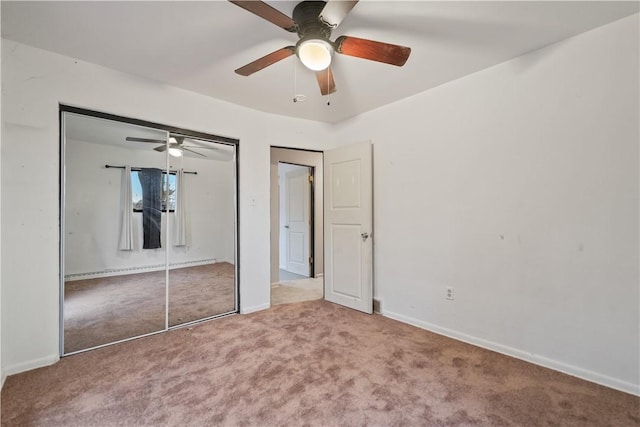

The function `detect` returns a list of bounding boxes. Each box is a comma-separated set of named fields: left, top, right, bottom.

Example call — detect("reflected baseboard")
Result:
left=65, top=258, right=220, bottom=281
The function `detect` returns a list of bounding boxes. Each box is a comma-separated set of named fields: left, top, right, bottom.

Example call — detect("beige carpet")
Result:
left=271, top=277, right=323, bottom=305
left=64, top=263, right=235, bottom=353
left=3, top=300, right=638, bottom=426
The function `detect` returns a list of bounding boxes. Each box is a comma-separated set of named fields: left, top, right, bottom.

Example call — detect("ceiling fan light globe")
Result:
left=168, top=147, right=183, bottom=157
left=298, top=39, right=333, bottom=71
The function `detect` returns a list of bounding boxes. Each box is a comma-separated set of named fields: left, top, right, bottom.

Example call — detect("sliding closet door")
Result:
left=168, top=139, right=237, bottom=327
left=62, top=113, right=169, bottom=354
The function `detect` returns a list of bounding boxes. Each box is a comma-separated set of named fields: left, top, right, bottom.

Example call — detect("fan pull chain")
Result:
left=327, top=68, right=331, bottom=106
left=293, top=59, right=297, bottom=102
left=292, top=60, right=306, bottom=103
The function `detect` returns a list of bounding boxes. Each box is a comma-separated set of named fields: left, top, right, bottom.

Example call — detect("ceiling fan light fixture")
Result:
left=168, top=147, right=183, bottom=157
left=297, top=38, right=333, bottom=71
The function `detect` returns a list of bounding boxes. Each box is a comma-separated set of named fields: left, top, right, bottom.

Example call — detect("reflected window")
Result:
left=132, top=171, right=176, bottom=212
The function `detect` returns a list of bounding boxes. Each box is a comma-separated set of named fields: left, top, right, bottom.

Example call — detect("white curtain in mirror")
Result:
left=173, top=169, right=187, bottom=247
left=118, top=165, right=134, bottom=250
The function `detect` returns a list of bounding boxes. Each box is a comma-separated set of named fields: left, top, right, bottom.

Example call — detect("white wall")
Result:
left=64, top=138, right=235, bottom=277
left=0, top=4, right=4, bottom=390
left=1, top=39, right=333, bottom=375
left=333, top=15, right=639, bottom=395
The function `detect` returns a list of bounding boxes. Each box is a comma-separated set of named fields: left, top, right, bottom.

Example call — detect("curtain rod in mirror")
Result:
left=105, top=164, right=197, bottom=175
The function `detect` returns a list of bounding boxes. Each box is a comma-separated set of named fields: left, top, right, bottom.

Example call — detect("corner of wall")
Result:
left=240, top=303, right=271, bottom=315
left=1, top=5, right=4, bottom=391
left=3, top=354, right=60, bottom=379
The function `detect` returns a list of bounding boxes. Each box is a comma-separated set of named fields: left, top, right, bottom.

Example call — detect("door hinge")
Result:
left=308, top=175, right=314, bottom=183
left=309, top=256, right=313, bottom=264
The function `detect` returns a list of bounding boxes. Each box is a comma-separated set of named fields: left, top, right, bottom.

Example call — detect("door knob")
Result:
left=361, top=232, right=370, bottom=241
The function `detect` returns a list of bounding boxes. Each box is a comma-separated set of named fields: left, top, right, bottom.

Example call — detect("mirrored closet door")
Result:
left=61, top=109, right=238, bottom=355
left=167, top=137, right=237, bottom=327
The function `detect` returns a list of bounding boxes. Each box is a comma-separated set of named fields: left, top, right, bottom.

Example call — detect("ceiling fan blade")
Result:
left=319, top=0, right=358, bottom=28
left=126, top=137, right=165, bottom=143
left=335, top=35, right=411, bottom=67
left=228, top=1, right=297, bottom=32
left=154, top=145, right=167, bottom=153
left=182, top=145, right=219, bottom=150
left=235, top=46, right=296, bottom=76
left=181, top=147, right=207, bottom=158
left=316, top=67, right=336, bottom=96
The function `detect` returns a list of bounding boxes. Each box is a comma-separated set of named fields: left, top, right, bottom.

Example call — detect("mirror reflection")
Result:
left=166, top=136, right=236, bottom=327
left=62, top=112, right=237, bottom=354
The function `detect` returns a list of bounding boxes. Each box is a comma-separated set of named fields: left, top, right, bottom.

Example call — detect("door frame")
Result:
left=270, top=147, right=324, bottom=285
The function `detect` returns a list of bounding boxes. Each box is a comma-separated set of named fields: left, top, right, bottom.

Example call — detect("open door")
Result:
left=324, top=141, right=373, bottom=313
left=284, top=166, right=311, bottom=277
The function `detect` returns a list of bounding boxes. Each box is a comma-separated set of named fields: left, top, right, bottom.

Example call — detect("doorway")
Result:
left=270, top=148, right=324, bottom=306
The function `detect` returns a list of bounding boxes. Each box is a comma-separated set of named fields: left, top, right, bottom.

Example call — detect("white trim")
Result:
left=1, top=372, right=6, bottom=389
left=64, top=258, right=218, bottom=281
left=315, top=273, right=324, bottom=279
left=373, top=298, right=382, bottom=314
left=3, top=354, right=60, bottom=376
left=240, top=303, right=270, bottom=315
left=381, top=309, right=640, bottom=397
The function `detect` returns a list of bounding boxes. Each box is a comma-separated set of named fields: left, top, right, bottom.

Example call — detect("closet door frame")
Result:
left=59, top=105, right=240, bottom=356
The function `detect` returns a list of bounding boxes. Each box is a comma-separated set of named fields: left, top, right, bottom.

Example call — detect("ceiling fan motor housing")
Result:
left=293, top=1, right=333, bottom=41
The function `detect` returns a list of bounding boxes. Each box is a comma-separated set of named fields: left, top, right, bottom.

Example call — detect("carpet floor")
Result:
left=2, top=300, right=638, bottom=426
left=64, top=263, right=235, bottom=353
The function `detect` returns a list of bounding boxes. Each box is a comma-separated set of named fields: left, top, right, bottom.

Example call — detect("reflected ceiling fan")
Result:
left=125, top=135, right=218, bottom=158
left=230, top=0, right=411, bottom=95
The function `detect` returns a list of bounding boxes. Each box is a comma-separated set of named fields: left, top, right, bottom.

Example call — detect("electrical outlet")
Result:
left=446, top=287, right=454, bottom=300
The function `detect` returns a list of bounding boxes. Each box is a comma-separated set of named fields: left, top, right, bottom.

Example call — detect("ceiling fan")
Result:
left=125, top=135, right=218, bottom=158
left=229, top=0, right=411, bottom=95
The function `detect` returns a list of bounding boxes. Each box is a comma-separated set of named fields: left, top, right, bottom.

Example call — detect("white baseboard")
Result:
left=381, top=309, right=640, bottom=397
left=240, top=303, right=270, bottom=315
left=65, top=259, right=218, bottom=281
left=1, top=372, right=6, bottom=389
left=3, top=354, right=60, bottom=377
left=315, top=273, right=324, bottom=278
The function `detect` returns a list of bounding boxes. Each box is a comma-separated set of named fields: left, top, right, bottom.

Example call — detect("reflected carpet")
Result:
left=64, top=262, right=235, bottom=353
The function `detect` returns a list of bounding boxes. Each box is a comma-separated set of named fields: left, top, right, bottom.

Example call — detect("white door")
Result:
left=324, top=141, right=372, bottom=313
left=285, top=167, right=311, bottom=276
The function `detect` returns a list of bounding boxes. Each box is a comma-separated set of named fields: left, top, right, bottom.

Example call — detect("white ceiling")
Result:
left=64, top=112, right=235, bottom=161
left=2, top=1, right=638, bottom=124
